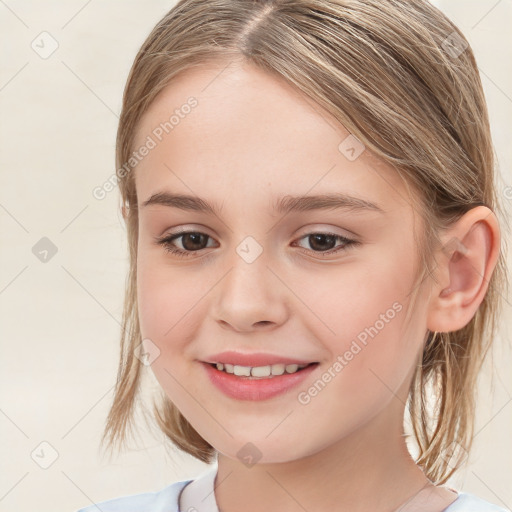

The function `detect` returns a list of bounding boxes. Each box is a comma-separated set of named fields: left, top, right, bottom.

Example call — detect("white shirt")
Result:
left=75, top=461, right=510, bottom=512
left=179, top=463, right=219, bottom=512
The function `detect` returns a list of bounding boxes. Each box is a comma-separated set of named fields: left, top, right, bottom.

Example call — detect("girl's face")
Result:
left=133, top=59, right=433, bottom=463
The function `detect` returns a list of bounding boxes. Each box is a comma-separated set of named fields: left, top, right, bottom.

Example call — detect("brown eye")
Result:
left=156, top=231, right=216, bottom=258
left=294, top=232, right=358, bottom=255
left=177, top=233, right=210, bottom=251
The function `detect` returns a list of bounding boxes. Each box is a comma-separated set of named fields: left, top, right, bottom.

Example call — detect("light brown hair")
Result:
left=101, top=0, right=508, bottom=484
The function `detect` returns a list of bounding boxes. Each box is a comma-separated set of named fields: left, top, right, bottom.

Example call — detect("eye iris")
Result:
left=309, top=234, right=336, bottom=251
left=182, top=233, right=208, bottom=251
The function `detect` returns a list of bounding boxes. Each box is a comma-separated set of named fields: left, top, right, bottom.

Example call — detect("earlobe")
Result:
left=426, top=206, right=500, bottom=333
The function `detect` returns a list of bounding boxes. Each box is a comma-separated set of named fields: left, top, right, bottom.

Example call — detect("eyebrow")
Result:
left=140, top=191, right=385, bottom=215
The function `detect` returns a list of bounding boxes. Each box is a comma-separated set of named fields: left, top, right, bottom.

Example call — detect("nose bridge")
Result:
left=225, top=234, right=272, bottom=299
left=212, top=233, right=289, bottom=330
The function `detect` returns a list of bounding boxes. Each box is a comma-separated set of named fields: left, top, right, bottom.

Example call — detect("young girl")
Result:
left=77, top=0, right=510, bottom=511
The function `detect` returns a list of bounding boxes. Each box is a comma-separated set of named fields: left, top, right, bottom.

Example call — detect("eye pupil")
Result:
left=309, top=234, right=336, bottom=251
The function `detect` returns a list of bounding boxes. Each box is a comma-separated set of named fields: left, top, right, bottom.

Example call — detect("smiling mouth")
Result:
left=207, top=361, right=319, bottom=379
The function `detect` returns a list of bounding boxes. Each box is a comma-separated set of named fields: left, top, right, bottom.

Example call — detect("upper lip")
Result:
left=202, top=351, right=318, bottom=367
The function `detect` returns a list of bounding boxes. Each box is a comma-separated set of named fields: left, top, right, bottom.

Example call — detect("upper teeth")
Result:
left=215, top=363, right=308, bottom=377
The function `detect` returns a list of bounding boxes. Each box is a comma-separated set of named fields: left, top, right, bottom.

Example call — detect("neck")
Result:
left=215, top=398, right=430, bottom=512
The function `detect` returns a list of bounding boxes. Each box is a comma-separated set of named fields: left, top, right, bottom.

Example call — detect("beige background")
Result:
left=0, top=1, right=510, bottom=511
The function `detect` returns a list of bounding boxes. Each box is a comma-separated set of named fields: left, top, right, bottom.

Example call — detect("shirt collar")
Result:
left=179, top=459, right=219, bottom=512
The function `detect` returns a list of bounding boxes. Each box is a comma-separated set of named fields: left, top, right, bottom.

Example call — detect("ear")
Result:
left=426, top=205, right=501, bottom=333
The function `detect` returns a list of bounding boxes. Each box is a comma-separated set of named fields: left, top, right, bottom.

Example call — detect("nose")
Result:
left=211, top=250, right=290, bottom=333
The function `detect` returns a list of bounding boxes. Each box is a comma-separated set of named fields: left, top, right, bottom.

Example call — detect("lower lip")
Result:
left=201, top=362, right=319, bottom=401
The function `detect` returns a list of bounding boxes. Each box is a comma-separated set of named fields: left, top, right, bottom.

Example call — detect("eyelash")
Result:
left=155, top=230, right=359, bottom=259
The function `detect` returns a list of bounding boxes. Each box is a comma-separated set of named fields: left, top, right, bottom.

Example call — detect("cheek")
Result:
left=136, top=261, right=207, bottom=408
left=294, top=244, right=415, bottom=347
left=291, top=281, right=420, bottom=452
left=136, top=259, right=202, bottom=352
left=294, top=243, right=421, bottom=396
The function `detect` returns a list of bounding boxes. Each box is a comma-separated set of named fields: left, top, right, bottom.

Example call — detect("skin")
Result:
left=130, top=58, right=500, bottom=512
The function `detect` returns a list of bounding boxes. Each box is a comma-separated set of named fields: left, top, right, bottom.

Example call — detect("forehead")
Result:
left=132, top=59, right=414, bottom=216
